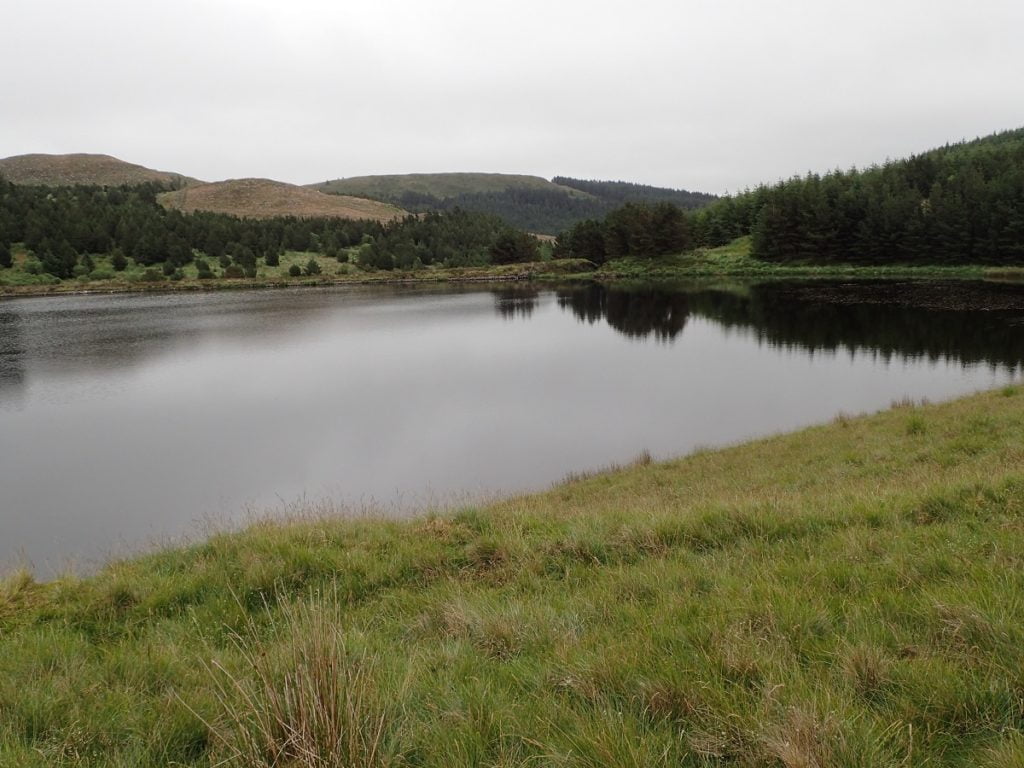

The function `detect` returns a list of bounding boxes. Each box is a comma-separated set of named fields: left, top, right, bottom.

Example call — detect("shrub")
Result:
left=305, top=258, right=322, bottom=276
left=288, top=264, right=302, bottom=277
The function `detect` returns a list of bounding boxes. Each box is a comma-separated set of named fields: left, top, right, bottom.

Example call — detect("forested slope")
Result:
left=702, top=128, right=1024, bottom=265
left=313, top=173, right=716, bottom=235
left=555, top=128, right=1024, bottom=266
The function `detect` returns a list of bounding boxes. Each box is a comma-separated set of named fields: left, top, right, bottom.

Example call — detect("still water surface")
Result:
left=1, top=281, right=1021, bottom=572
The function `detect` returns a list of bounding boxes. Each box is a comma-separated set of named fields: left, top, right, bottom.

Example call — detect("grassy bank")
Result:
left=3, top=387, right=1024, bottom=766
left=594, top=237, right=1024, bottom=281
left=5, top=238, right=1022, bottom=299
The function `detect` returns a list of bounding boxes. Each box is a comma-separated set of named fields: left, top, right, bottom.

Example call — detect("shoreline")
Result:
left=3, top=261, right=1022, bottom=300
left=2, top=385, right=1023, bottom=765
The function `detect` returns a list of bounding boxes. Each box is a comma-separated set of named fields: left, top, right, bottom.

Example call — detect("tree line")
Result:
left=554, top=128, right=1024, bottom=266
left=361, top=178, right=716, bottom=236
left=0, top=179, right=539, bottom=279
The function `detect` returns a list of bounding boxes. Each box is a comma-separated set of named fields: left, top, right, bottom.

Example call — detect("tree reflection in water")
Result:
left=552, top=281, right=1024, bottom=371
left=0, top=311, right=25, bottom=402
left=557, top=285, right=689, bottom=342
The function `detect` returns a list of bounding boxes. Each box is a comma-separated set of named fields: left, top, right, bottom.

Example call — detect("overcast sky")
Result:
left=3, top=0, right=1023, bottom=194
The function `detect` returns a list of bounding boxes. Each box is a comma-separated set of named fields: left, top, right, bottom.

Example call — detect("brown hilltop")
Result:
left=0, top=153, right=200, bottom=187
left=158, top=179, right=406, bottom=221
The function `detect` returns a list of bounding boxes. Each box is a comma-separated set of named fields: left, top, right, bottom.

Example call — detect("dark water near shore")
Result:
left=1, top=280, right=1022, bottom=573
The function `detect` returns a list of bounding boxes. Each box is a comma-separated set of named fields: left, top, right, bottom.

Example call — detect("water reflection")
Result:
left=551, top=281, right=1024, bottom=370
left=557, top=285, right=690, bottom=342
left=492, top=287, right=539, bottom=319
left=0, top=286, right=497, bottom=400
left=2, top=280, right=1021, bottom=573
left=0, top=310, right=25, bottom=402
left=691, top=282, right=1024, bottom=371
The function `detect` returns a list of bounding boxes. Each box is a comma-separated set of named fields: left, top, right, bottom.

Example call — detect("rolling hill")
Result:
left=309, top=172, right=717, bottom=234
left=308, top=172, right=590, bottom=200
left=158, top=178, right=406, bottom=221
left=0, top=153, right=200, bottom=188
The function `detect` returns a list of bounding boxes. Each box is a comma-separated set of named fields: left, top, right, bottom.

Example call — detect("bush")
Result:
left=265, top=250, right=280, bottom=267
left=288, top=264, right=302, bottom=277
left=305, top=258, right=322, bottom=276
left=140, top=268, right=164, bottom=282
left=0, top=243, right=11, bottom=269
left=111, top=249, right=128, bottom=271
left=223, top=264, right=245, bottom=279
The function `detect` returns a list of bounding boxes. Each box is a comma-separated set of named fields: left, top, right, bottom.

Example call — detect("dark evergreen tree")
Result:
left=489, top=230, right=539, bottom=264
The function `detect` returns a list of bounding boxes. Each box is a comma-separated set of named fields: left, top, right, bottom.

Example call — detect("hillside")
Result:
left=310, top=172, right=715, bottom=235
left=686, top=126, right=1024, bottom=265
left=308, top=172, right=590, bottom=200
left=0, top=153, right=199, bottom=188
left=158, top=178, right=406, bottom=221
left=2, top=388, right=1023, bottom=765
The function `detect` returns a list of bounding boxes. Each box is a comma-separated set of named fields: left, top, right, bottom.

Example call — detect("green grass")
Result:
left=594, top=237, right=1009, bottom=280
left=0, top=245, right=591, bottom=297
left=3, top=387, right=1024, bottom=766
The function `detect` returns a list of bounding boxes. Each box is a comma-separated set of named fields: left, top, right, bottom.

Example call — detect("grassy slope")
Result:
left=0, top=153, right=200, bottom=187
left=157, top=179, right=405, bottom=222
left=309, top=173, right=593, bottom=200
left=3, top=388, right=1024, bottom=766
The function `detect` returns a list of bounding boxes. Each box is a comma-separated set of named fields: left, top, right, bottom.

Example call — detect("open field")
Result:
left=2, top=387, right=1023, bottom=766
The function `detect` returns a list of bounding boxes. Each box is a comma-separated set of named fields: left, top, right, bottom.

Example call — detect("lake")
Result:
left=1, top=280, right=1021, bottom=573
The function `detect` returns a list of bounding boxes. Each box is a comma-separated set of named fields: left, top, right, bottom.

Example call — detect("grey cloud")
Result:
left=2, top=0, right=1023, bottom=193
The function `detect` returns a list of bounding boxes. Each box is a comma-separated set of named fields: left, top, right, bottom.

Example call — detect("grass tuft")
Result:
left=191, top=591, right=393, bottom=768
